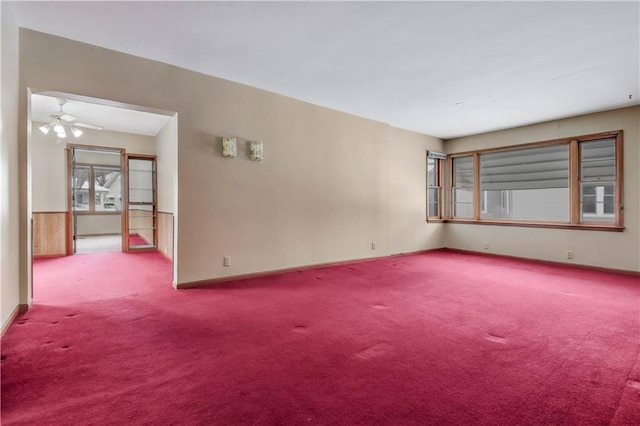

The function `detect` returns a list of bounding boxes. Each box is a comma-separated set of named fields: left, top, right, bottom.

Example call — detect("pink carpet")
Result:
left=2, top=250, right=639, bottom=424
left=128, top=233, right=149, bottom=247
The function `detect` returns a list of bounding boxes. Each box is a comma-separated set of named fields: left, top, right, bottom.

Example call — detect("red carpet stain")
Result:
left=486, top=334, right=507, bottom=344
left=356, top=343, right=393, bottom=360
left=61, top=345, right=70, bottom=350
left=66, top=314, right=76, bottom=317
left=0, top=355, right=6, bottom=362
left=314, top=277, right=322, bottom=280
left=626, top=380, right=640, bottom=389
left=294, top=326, right=307, bottom=332
left=372, top=304, right=388, bottom=310
left=49, top=321, right=59, bottom=325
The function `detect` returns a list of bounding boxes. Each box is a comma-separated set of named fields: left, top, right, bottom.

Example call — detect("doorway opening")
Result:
left=126, top=155, right=158, bottom=251
left=28, top=89, right=178, bottom=305
left=69, top=146, right=125, bottom=254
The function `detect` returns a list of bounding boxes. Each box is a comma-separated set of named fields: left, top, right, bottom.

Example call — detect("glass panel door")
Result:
left=126, top=156, right=157, bottom=250
left=70, top=152, right=90, bottom=253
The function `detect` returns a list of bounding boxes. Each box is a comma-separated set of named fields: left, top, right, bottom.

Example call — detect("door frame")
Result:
left=124, top=153, right=158, bottom=252
left=66, top=144, right=127, bottom=254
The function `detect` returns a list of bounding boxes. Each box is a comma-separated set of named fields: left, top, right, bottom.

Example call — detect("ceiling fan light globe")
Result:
left=71, top=127, right=83, bottom=138
left=39, top=124, right=52, bottom=134
left=53, top=124, right=64, bottom=133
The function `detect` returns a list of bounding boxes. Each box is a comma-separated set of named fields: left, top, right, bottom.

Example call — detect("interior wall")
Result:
left=18, top=30, right=445, bottom=287
left=389, top=127, right=445, bottom=253
left=31, top=123, right=155, bottom=212
left=76, top=215, right=121, bottom=236
left=155, top=115, right=177, bottom=271
left=444, top=106, right=640, bottom=272
left=156, top=114, right=177, bottom=213
left=1, top=2, right=21, bottom=330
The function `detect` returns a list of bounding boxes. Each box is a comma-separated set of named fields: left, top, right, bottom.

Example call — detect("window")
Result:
left=447, top=131, right=623, bottom=230
left=427, top=153, right=444, bottom=220
left=480, top=144, right=569, bottom=222
left=580, top=138, right=616, bottom=223
left=451, top=156, right=474, bottom=219
left=72, top=165, right=122, bottom=214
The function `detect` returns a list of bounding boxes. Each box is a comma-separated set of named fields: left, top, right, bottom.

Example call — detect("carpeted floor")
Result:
left=2, top=250, right=639, bottom=424
left=128, top=233, right=150, bottom=247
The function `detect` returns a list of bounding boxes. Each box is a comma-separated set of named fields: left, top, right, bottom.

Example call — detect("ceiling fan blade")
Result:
left=74, top=122, right=104, bottom=131
left=60, top=114, right=77, bottom=122
left=49, top=112, right=77, bottom=122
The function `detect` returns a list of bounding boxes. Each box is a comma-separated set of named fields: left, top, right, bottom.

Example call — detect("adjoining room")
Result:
left=28, top=92, right=177, bottom=303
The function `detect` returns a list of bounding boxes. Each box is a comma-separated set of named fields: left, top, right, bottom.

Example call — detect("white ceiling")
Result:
left=31, top=93, right=173, bottom=136
left=10, top=1, right=640, bottom=139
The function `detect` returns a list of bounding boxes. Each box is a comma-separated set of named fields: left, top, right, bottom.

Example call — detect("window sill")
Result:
left=73, top=211, right=122, bottom=216
left=426, top=218, right=445, bottom=223
left=445, top=219, right=624, bottom=232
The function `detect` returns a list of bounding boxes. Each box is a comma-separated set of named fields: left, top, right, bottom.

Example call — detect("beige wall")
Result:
left=31, top=123, right=155, bottom=212
left=17, top=30, right=445, bottom=289
left=8, top=28, right=635, bottom=315
left=1, top=2, right=21, bottom=330
left=390, top=127, right=445, bottom=253
left=444, top=106, right=640, bottom=272
left=156, top=114, right=177, bottom=214
left=76, top=215, right=121, bottom=236
left=155, top=116, right=177, bottom=282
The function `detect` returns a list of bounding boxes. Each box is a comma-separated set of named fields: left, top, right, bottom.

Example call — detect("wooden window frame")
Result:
left=427, top=155, right=444, bottom=222
left=66, top=144, right=127, bottom=255
left=71, top=163, right=123, bottom=216
left=449, top=154, right=477, bottom=220
left=446, top=130, right=624, bottom=232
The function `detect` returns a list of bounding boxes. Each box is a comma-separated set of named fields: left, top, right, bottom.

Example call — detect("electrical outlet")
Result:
left=567, top=250, right=574, bottom=259
left=223, top=256, right=231, bottom=267
left=483, top=242, right=489, bottom=250
left=371, top=241, right=376, bottom=250
left=163, top=246, right=167, bottom=253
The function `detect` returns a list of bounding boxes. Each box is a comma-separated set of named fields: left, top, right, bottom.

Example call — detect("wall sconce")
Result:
left=222, top=137, right=237, bottom=158
left=249, top=141, right=264, bottom=161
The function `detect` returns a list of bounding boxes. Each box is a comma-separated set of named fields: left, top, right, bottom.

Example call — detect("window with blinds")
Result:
left=480, top=144, right=569, bottom=222
left=446, top=131, right=622, bottom=230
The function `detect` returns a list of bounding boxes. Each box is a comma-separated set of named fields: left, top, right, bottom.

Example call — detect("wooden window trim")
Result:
left=444, top=219, right=623, bottom=232
left=472, top=153, right=480, bottom=220
left=445, top=130, right=624, bottom=231
left=70, top=163, right=123, bottom=215
left=427, top=156, right=444, bottom=221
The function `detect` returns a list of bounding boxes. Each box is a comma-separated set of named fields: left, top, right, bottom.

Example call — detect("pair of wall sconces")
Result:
left=222, top=137, right=263, bottom=161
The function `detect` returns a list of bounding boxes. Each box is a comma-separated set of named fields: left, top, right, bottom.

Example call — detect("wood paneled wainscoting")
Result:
left=157, top=212, right=174, bottom=261
left=33, top=212, right=69, bottom=257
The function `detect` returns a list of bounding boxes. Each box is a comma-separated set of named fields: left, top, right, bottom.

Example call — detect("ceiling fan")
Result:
left=38, top=99, right=103, bottom=142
